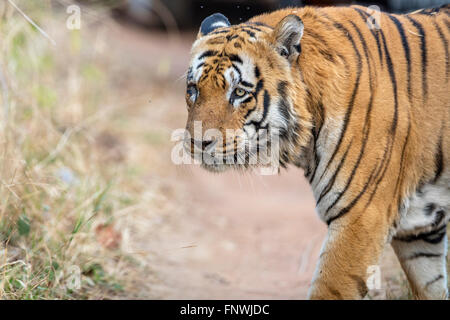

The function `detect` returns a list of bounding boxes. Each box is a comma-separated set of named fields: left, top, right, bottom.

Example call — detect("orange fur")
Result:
left=185, top=5, right=450, bottom=299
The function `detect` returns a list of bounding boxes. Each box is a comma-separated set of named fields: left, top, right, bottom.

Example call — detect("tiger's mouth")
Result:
left=188, top=143, right=278, bottom=173
left=182, top=129, right=281, bottom=173
left=199, top=151, right=253, bottom=171
left=200, top=160, right=258, bottom=173
left=200, top=155, right=280, bottom=175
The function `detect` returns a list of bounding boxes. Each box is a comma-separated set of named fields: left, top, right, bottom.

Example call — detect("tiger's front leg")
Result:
left=307, top=206, right=391, bottom=299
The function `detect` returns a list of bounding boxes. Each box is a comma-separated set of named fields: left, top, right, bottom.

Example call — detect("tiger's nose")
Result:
left=191, top=138, right=215, bottom=151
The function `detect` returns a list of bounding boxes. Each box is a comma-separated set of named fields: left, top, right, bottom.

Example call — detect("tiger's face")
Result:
left=184, top=13, right=306, bottom=172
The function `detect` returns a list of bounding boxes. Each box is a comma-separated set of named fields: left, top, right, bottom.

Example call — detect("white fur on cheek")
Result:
left=239, top=54, right=256, bottom=84
left=194, top=66, right=203, bottom=83
left=224, top=67, right=239, bottom=106
left=266, top=98, right=289, bottom=131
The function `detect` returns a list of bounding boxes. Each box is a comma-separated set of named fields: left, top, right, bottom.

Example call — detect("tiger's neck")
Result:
left=287, top=10, right=353, bottom=178
left=252, top=7, right=358, bottom=177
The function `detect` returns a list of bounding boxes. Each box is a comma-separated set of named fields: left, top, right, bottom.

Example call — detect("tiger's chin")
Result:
left=197, top=145, right=279, bottom=174
left=200, top=163, right=251, bottom=173
left=200, top=163, right=230, bottom=173
left=200, top=160, right=269, bottom=174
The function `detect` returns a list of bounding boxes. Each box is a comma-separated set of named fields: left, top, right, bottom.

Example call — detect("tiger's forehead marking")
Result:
left=189, top=48, right=257, bottom=90
left=191, top=23, right=272, bottom=53
left=188, top=23, right=270, bottom=88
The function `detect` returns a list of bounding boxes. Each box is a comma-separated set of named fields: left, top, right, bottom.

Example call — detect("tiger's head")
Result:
left=184, top=13, right=311, bottom=173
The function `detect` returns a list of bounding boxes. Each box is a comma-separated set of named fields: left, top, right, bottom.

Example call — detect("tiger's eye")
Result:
left=234, top=88, right=246, bottom=97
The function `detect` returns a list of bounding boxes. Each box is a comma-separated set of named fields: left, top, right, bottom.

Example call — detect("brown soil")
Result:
left=149, top=167, right=327, bottom=299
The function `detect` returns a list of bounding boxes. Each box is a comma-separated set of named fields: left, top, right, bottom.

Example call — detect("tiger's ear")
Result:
left=272, top=15, right=304, bottom=62
left=198, top=13, right=231, bottom=38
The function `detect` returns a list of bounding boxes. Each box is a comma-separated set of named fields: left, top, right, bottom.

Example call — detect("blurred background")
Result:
left=0, top=0, right=447, bottom=300
left=112, top=0, right=450, bottom=28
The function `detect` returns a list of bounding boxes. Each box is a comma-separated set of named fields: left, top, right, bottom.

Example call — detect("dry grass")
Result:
left=0, top=0, right=186, bottom=299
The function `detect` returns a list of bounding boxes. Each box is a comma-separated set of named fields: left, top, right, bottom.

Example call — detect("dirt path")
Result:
left=147, top=167, right=327, bottom=299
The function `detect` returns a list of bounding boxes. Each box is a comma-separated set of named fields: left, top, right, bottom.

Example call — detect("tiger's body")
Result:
left=184, top=5, right=450, bottom=299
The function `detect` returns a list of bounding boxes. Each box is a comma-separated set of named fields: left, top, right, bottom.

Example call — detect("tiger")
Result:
left=183, top=4, right=450, bottom=299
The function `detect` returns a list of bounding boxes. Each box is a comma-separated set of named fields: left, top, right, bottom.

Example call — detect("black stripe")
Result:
left=317, top=21, right=362, bottom=185
left=254, top=79, right=264, bottom=99
left=248, top=90, right=271, bottom=131
left=324, top=109, right=372, bottom=215
left=247, top=21, right=273, bottom=29
left=305, top=29, right=328, bottom=44
left=241, top=80, right=254, bottom=88
left=242, top=24, right=263, bottom=32
left=349, top=21, right=373, bottom=89
left=186, top=67, right=193, bottom=82
left=424, top=203, right=437, bottom=216
left=327, top=165, right=377, bottom=225
left=406, top=252, right=442, bottom=260
left=308, top=104, right=324, bottom=184
left=305, top=29, right=329, bottom=61
left=354, top=8, right=384, bottom=67
left=260, top=90, right=270, bottom=126
left=349, top=275, right=368, bottom=298
left=226, top=34, right=239, bottom=41
left=241, top=96, right=253, bottom=105
left=394, top=225, right=447, bottom=244
left=277, top=81, right=290, bottom=138
left=199, top=50, right=218, bottom=59
left=406, top=16, right=428, bottom=101
left=425, top=275, right=444, bottom=288
left=231, top=64, right=242, bottom=81
left=207, top=36, right=226, bottom=45
left=277, top=81, right=288, bottom=97
left=380, top=30, right=399, bottom=131
left=433, top=134, right=444, bottom=182
left=241, top=29, right=256, bottom=38
left=313, top=101, right=325, bottom=142
left=388, top=15, right=412, bottom=102
left=254, top=65, right=261, bottom=78
left=324, top=283, right=343, bottom=299
left=243, top=107, right=256, bottom=121
left=433, top=209, right=445, bottom=227
left=317, top=140, right=353, bottom=205
left=445, top=19, right=450, bottom=30
left=364, top=137, right=393, bottom=209
left=228, top=54, right=243, bottom=64
left=308, top=152, right=321, bottom=184
left=393, top=111, right=411, bottom=208
left=427, top=231, right=447, bottom=245
left=433, top=21, right=449, bottom=81
left=324, top=21, right=375, bottom=215
left=363, top=29, right=400, bottom=209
